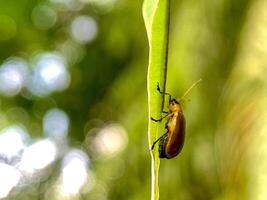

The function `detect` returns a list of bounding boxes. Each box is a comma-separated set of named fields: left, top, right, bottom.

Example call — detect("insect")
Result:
left=151, top=79, right=202, bottom=159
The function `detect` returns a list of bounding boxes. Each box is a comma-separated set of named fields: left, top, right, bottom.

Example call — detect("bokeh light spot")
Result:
left=0, top=58, right=29, bottom=97
left=79, top=0, right=118, bottom=8
left=60, top=149, right=89, bottom=195
left=50, top=0, right=84, bottom=11
left=92, top=124, right=128, bottom=158
left=0, top=15, right=17, bottom=41
left=43, top=108, right=69, bottom=139
left=70, top=16, right=98, bottom=44
left=32, top=4, right=57, bottom=30
left=57, top=39, right=85, bottom=64
left=28, top=52, right=70, bottom=96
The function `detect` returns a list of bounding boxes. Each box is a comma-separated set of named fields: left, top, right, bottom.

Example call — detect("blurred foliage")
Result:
left=1, top=0, right=267, bottom=200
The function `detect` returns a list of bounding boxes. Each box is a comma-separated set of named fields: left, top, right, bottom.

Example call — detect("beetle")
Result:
left=151, top=79, right=201, bottom=159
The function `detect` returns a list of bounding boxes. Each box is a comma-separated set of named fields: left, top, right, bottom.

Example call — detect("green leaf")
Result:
left=143, top=0, right=170, bottom=199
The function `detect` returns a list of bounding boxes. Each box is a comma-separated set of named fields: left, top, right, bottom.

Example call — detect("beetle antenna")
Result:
left=179, top=78, right=202, bottom=102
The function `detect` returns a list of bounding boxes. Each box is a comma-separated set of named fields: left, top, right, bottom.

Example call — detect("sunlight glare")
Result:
left=60, top=149, right=89, bottom=195
left=19, top=139, right=57, bottom=173
left=0, top=125, right=29, bottom=159
left=0, top=163, right=21, bottom=199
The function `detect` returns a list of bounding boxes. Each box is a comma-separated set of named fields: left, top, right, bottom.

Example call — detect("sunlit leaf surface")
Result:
left=143, top=0, right=170, bottom=199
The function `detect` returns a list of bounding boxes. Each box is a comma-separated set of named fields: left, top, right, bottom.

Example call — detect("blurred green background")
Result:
left=1, top=0, right=267, bottom=200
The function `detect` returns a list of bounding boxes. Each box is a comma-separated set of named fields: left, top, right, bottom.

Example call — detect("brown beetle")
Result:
left=151, top=79, right=201, bottom=159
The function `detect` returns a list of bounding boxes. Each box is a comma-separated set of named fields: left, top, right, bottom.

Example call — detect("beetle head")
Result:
left=169, top=98, right=179, bottom=104
left=169, top=99, right=181, bottom=112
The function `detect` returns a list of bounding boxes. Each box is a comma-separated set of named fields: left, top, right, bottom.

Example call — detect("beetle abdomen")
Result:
left=158, top=136, right=167, bottom=158
left=165, top=112, right=186, bottom=159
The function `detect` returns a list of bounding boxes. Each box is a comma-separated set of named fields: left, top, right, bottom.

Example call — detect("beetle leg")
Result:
left=151, top=132, right=167, bottom=150
left=162, top=111, right=168, bottom=114
left=150, top=117, right=162, bottom=122
left=151, top=113, right=170, bottom=122
left=156, top=83, right=172, bottom=101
